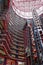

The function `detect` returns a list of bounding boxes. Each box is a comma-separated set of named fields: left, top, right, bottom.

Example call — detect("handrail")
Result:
left=10, top=42, right=24, bottom=48
left=0, top=32, right=25, bottom=60
left=10, top=46, right=24, bottom=52
left=0, top=22, right=25, bottom=61
left=0, top=45, right=25, bottom=60
left=0, top=33, right=25, bottom=56
left=5, top=31, right=24, bottom=47
left=12, top=38, right=24, bottom=44
left=11, top=36, right=24, bottom=42
left=0, top=47, right=6, bottom=55
left=8, top=25, right=24, bottom=35
left=8, top=29, right=24, bottom=38
left=6, top=31, right=24, bottom=46
left=10, top=33, right=24, bottom=41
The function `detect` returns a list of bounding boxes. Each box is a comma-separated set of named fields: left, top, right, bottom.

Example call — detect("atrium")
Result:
left=0, top=0, right=43, bottom=65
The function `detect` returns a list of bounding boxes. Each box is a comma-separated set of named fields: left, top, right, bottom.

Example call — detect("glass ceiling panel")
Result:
left=11, top=0, right=43, bottom=19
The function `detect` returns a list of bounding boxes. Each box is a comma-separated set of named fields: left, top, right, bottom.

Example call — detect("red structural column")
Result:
left=15, top=60, right=18, bottom=65
left=8, top=0, right=10, bottom=8
left=11, top=62, right=12, bottom=65
left=3, top=20, right=8, bottom=31
left=24, top=29, right=28, bottom=49
left=24, top=25, right=31, bottom=65
left=3, top=58, right=7, bottom=65
left=26, top=57, right=31, bottom=65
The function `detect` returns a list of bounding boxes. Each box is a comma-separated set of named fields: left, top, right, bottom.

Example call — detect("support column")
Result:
left=15, top=60, right=18, bottom=65
left=26, top=57, right=31, bottom=65
left=3, top=58, right=7, bottom=65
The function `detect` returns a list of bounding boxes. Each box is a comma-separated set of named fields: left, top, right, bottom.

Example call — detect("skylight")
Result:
left=11, top=0, right=43, bottom=19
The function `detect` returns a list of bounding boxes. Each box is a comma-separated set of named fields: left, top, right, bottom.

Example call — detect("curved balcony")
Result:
left=18, top=56, right=25, bottom=59
left=1, top=30, right=24, bottom=48
left=18, top=52, right=25, bottom=55
left=11, top=54, right=25, bottom=60
left=10, top=33, right=24, bottom=41
left=8, top=24, right=24, bottom=35
left=0, top=41, right=25, bottom=61
left=7, top=5, right=26, bottom=31
left=0, top=29, right=24, bottom=49
left=0, top=47, right=6, bottom=55
left=10, top=52, right=25, bottom=57
left=8, top=30, right=24, bottom=38
left=10, top=42, right=24, bottom=48
left=0, top=21, right=25, bottom=61
left=0, top=32, right=25, bottom=57
left=0, top=44, right=25, bottom=58
left=8, top=29, right=24, bottom=38
left=11, top=37, right=24, bottom=44
left=10, top=46, right=24, bottom=52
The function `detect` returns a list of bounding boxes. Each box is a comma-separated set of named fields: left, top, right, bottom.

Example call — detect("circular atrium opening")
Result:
left=12, top=0, right=43, bottom=19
